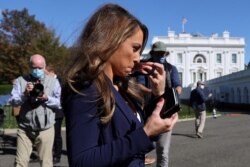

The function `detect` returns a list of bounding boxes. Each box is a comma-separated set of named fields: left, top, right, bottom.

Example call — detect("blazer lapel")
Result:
left=109, top=81, right=141, bottom=126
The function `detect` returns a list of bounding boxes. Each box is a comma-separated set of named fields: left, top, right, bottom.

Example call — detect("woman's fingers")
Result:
left=152, top=97, right=164, bottom=115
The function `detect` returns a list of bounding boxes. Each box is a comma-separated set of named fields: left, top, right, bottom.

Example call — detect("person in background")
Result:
left=9, top=79, right=22, bottom=122
left=209, top=96, right=218, bottom=119
left=9, top=54, right=61, bottom=167
left=45, top=65, right=64, bottom=165
left=62, top=4, right=178, bottom=167
left=190, top=81, right=212, bottom=138
left=143, top=41, right=182, bottom=167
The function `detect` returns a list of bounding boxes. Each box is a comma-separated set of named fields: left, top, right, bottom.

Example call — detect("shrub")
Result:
left=0, top=84, right=12, bottom=95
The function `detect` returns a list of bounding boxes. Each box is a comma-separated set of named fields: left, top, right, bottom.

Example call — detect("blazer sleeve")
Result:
left=65, top=85, right=153, bottom=167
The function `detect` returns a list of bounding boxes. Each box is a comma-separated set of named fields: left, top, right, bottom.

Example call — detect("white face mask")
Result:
left=200, top=85, right=205, bottom=89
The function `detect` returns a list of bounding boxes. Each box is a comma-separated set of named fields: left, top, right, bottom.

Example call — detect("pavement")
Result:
left=0, top=111, right=250, bottom=167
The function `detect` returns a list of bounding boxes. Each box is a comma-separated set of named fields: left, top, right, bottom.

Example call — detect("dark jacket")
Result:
left=64, top=79, right=154, bottom=167
left=190, top=87, right=209, bottom=112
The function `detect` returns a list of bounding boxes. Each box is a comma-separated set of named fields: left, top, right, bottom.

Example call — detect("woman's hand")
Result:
left=139, top=62, right=166, bottom=96
left=143, top=98, right=178, bottom=137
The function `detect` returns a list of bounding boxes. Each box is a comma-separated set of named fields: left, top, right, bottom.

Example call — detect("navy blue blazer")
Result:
left=65, top=79, right=154, bottom=167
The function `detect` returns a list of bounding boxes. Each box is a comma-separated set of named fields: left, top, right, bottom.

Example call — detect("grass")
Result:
left=179, top=103, right=215, bottom=119
left=1, top=103, right=214, bottom=129
left=179, top=104, right=196, bottom=119
left=0, top=83, right=213, bottom=128
left=2, top=105, right=18, bottom=128
left=1, top=105, right=65, bottom=129
left=0, top=84, right=12, bottom=95
left=0, top=84, right=16, bottom=128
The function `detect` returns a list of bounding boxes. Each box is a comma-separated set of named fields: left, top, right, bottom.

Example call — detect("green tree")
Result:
left=0, top=8, right=69, bottom=82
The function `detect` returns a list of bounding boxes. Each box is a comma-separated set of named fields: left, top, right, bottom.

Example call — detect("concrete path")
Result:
left=0, top=112, right=249, bottom=167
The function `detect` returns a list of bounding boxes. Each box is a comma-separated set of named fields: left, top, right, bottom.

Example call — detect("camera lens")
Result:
left=30, top=83, right=44, bottom=97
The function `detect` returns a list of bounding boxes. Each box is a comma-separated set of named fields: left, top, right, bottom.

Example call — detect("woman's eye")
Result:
left=133, top=46, right=140, bottom=52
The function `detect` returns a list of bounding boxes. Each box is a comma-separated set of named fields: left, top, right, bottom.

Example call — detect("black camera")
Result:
left=30, top=83, right=44, bottom=103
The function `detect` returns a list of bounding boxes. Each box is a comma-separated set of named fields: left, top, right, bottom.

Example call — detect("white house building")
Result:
left=142, top=30, right=246, bottom=89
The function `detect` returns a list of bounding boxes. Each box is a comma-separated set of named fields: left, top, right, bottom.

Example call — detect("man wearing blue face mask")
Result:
left=144, top=41, right=182, bottom=167
left=9, top=54, right=61, bottom=167
left=150, top=42, right=182, bottom=94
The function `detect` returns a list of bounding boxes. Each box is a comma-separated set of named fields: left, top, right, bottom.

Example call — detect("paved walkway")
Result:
left=1, top=111, right=249, bottom=167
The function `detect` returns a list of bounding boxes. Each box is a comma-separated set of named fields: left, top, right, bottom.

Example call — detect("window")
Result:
left=216, top=72, right=222, bottom=77
left=232, top=54, right=237, bottom=63
left=178, top=72, right=183, bottom=85
left=192, top=72, right=196, bottom=83
left=193, top=54, right=206, bottom=63
left=243, top=87, right=249, bottom=104
left=197, top=58, right=202, bottom=63
left=231, top=88, right=234, bottom=103
left=216, top=53, right=222, bottom=63
left=237, top=88, right=241, bottom=103
left=177, top=53, right=183, bottom=64
left=198, top=73, right=202, bottom=81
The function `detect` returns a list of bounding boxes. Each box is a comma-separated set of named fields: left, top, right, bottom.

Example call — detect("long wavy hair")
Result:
left=64, top=4, right=148, bottom=124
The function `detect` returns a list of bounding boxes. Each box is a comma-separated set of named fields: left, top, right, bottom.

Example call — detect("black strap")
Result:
left=164, top=62, right=172, bottom=88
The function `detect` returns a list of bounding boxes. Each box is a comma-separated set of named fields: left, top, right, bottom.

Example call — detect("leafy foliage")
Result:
left=0, top=8, right=69, bottom=82
left=0, top=84, right=12, bottom=94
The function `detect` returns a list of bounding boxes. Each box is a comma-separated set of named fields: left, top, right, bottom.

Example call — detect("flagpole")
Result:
left=181, top=17, right=187, bottom=33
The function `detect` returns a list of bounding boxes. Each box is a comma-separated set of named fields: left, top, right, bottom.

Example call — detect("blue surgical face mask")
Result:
left=152, top=55, right=166, bottom=64
left=31, top=68, right=44, bottom=79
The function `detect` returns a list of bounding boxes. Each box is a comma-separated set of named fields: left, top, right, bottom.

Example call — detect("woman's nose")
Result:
left=134, top=53, right=140, bottom=63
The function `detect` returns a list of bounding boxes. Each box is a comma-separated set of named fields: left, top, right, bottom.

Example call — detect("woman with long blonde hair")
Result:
left=63, top=4, right=178, bottom=167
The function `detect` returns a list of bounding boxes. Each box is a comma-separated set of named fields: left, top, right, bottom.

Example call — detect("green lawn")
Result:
left=2, top=105, right=18, bottom=128
left=0, top=84, right=12, bottom=95
left=179, top=104, right=196, bottom=119
left=1, top=84, right=214, bottom=129
left=1, top=104, right=211, bottom=129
